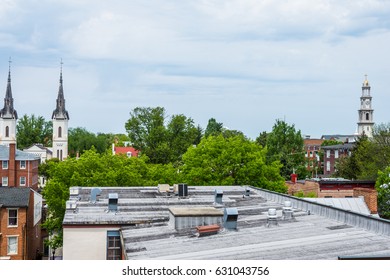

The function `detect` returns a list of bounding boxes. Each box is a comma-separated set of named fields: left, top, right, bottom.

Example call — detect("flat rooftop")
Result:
left=63, top=185, right=390, bottom=260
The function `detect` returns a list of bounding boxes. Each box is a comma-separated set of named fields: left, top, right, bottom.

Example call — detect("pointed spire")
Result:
left=0, top=58, right=18, bottom=119
left=52, top=59, right=69, bottom=120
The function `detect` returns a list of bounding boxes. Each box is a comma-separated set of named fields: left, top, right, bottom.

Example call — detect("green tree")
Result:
left=266, top=119, right=307, bottom=180
left=256, top=131, right=268, bottom=147
left=125, top=107, right=201, bottom=164
left=68, top=127, right=113, bottom=156
left=204, top=118, right=223, bottom=138
left=16, top=114, right=52, bottom=149
left=181, top=134, right=286, bottom=192
left=375, top=167, right=390, bottom=219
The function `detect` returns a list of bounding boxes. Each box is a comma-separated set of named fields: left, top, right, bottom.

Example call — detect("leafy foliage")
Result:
left=375, top=167, right=390, bottom=219
left=16, top=114, right=52, bottom=149
left=181, top=134, right=286, bottom=192
left=266, top=119, right=307, bottom=180
left=68, top=127, right=115, bottom=156
left=204, top=118, right=223, bottom=138
left=125, top=107, right=201, bottom=164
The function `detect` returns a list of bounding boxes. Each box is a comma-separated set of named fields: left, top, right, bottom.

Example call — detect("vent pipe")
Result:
left=90, top=188, right=102, bottom=203
left=282, top=201, right=294, bottom=220
left=266, top=208, right=278, bottom=227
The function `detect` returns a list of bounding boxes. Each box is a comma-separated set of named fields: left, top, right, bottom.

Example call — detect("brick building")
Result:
left=303, top=138, right=324, bottom=176
left=0, top=187, right=43, bottom=260
left=321, top=143, right=354, bottom=176
left=111, top=144, right=139, bottom=158
left=0, top=144, right=40, bottom=191
left=286, top=178, right=377, bottom=214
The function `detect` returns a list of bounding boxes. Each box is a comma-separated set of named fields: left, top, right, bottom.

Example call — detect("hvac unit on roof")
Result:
left=108, top=193, right=118, bottom=212
left=214, top=189, right=223, bottom=204
left=178, top=183, right=188, bottom=197
left=69, top=187, right=81, bottom=196
left=90, top=188, right=102, bottom=203
left=223, top=208, right=238, bottom=230
left=243, top=186, right=250, bottom=197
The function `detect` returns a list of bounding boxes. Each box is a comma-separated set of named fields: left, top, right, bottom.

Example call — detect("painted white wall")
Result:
left=63, top=227, right=120, bottom=260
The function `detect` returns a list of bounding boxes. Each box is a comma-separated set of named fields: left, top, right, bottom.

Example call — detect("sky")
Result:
left=0, top=0, right=389, bottom=140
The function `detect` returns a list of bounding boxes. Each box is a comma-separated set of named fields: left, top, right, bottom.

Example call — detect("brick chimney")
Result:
left=9, top=143, right=16, bottom=187
left=354, top=188, right=378, bottom=214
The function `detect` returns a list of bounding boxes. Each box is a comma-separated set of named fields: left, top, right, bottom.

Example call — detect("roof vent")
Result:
left=266, top=208, right=278, bottom=227
left=158, top=184, right=171, bottom=193
left=90, top=188, right=102, bottom=203
left=243, top=186, right=250, bottom=197
left=178, top=183, right=188, bottom=197
left=214, top=189, right=223, bottom=204
left=223, top=208, right=238, bottom=230
left=108, top=193, right=118, bottom=212
left=66, top=200, right=78, bottom=213
left=282, top=201, right=294, bottom=220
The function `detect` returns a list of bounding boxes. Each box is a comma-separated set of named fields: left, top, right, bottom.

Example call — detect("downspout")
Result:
left=22, top=223, right=26, bottom=260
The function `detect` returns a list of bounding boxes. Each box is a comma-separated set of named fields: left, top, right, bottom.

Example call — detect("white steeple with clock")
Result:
left=357, top=75, right=374, bottom=138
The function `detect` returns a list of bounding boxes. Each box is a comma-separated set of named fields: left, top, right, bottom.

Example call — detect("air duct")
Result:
left=223, top=208, right=238, bottom=230
left=108, top=193, right=118, bottom=212
left=214, top=189, right=223, bottom=204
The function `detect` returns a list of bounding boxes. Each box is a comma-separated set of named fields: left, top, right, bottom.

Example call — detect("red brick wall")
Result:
left=354, top=188, right=378, bottom=214
left=0, top=207, right=27, bottom=260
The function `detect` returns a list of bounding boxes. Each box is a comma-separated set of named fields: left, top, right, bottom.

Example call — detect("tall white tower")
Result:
left=0, top=62, right=18, bottom=146
left=357, top=75, right=374, bottom=138
left=52, top=63, right=69, bottom=160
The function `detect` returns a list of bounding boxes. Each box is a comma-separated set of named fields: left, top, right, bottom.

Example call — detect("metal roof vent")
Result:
left=66, top=200, right=78, bottom=213
left=243, top=186, right=250, bottom=197
left=223, top=208, right=238, bottom=230
left=282, top=201, right=294, bottom=220
left=178, top=183, right=188, bottom=197
left=108, top=193, right=118, bottom=212
left=214, top=189, right=223, bottom=204
left=90, top=188, right=102, bottom=203
left=266, top=208, right=278, bottom=227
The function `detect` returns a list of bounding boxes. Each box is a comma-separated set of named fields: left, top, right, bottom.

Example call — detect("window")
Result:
left=7, top=236, right=18, bottom=255
left=5, top=126, right=9, bottom=137
left=126, top=152, right=132, bottom=158
left=20, top=176, right=26, bottom=186
left=58, top=126, right=62, bottom=138
left=20, top=160, right=26, bottom=169
left=326, top=150, right=330, bottom=158
left=366, top=113, right=369, bottom=121
left=8, top=209, right=18, bottom=226
left=326, top=161, right=330, bottom=172
left=2, top=160, right=8, bottom=169
left=2, top=176, right=8, bottom=186
left=335, top=150, right=339, bottom=159
left=107, top=231, right=122, bottom=260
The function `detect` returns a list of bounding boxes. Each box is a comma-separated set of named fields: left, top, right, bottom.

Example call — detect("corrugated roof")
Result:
left=0, top=187, right=30, bottom=207
left=303, top=197, right=372, bottom=215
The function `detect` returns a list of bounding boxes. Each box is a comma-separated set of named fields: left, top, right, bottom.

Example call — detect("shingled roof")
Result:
left=0, top=187, right=30, bottom=207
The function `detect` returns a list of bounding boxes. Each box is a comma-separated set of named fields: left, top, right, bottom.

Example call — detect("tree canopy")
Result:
left=16, top=114, right=52, bottom=149
left=266, top=119, right=307, bottom=180
left=181, top=134, right=286, bottom=192
left=125, top=107, right=201, bottom=164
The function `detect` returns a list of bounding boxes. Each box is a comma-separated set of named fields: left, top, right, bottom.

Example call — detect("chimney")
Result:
left=290, top=174, right=297, bottom=183
left=9, top=143, right=16, bottom=187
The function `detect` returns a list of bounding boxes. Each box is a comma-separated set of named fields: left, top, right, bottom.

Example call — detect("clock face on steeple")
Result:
left=365, top=100, right=370, bottom=108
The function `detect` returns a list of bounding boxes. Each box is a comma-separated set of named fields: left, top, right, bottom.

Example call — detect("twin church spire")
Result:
left=0, top=60, right=69, bottom=160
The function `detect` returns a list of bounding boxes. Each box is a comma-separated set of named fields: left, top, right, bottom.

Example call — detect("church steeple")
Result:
left=52, top=61, right=69, bottom=120
left=357, top=75, right=374, bottom=137
left=52, top=60, right=69, bottom=161
left=0, top=59, right=18, bottom=120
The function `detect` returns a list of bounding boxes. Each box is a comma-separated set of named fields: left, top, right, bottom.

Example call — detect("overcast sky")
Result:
left=0, top=0, right=389, bottom=140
